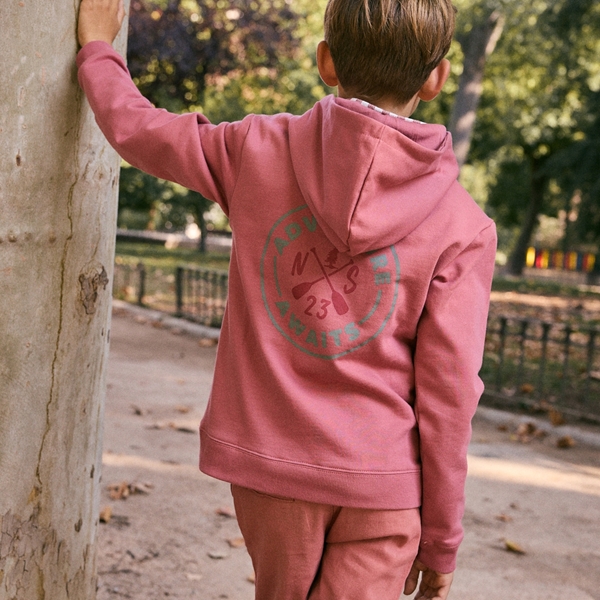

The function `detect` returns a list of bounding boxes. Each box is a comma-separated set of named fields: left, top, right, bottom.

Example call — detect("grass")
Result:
left=115, top=241, right=230, bottom=272
left=492, top=274, right=600, bottom=300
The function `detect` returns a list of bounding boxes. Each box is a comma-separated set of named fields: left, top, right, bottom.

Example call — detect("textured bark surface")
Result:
left=448, top=10, right=504, bottom=170
left=0, top=3, right=128, bottom=598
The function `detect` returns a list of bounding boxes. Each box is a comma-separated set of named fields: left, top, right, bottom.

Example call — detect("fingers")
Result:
left=403, top=560, right=424, bottom=596
left=78, top=0, right=126, bottom=47
left=403, top=560, right=454, bottom=600
left=414, top=569, right=454, bottom=600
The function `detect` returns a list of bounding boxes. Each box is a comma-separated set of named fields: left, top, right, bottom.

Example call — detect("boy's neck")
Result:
left=338, top=89, right=419, bottom=118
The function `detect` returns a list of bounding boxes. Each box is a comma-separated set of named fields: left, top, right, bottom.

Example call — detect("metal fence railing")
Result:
left=481, top=316, right=600, bottom=423
left=113, top=258, right=600, bottom=422
left=175, top=265, right=228, bottom=327
left=112, top=259, right=228, bottom=327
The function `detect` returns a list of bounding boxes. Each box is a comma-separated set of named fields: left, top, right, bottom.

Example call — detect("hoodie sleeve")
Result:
left=76, top=41, right=251, bottom=215
left=413, top=221, right=497, bottom=573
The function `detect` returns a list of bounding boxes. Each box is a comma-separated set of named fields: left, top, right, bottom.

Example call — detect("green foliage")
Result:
left=441, top=0, right=600, bottom=263
left=119, top=0, right=330, bottom=237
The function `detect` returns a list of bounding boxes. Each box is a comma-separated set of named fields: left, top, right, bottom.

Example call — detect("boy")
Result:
left=77, top=1, right=496, bottom=598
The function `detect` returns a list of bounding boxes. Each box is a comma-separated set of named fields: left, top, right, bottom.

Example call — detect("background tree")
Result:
left=0, top=3, right=128, bottom=598
left=121, top=0, right=324, bottom=250
left=468, top=0, right=600, bottom=274
left=447, top=1, right=505, bottom=169
left=118, top=0, right=328, bottom=245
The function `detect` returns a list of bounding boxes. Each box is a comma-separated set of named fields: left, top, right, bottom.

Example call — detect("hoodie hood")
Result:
left=288, top=96, right=459, bottom=256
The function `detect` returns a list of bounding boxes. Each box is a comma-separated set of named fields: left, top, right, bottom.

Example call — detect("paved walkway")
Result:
left=98, top=303, right=600, bottom=600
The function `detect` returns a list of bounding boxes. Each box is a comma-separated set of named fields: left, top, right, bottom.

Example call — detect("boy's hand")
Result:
left=78, top=0, right=126, bottom=47
left=403, top=559, right=454, bottom=600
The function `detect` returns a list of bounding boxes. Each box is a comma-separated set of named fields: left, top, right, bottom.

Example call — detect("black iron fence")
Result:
left=482, top=316, right=600, bottom=423
left=175, top=265, right=228, bottom=327
left=113, top=259, right=227, bottom=327
left=113, top=258, right=600, bottom=422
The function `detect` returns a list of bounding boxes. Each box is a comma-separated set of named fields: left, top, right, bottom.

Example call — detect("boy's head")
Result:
left=322, top=0, right=455, bottom=106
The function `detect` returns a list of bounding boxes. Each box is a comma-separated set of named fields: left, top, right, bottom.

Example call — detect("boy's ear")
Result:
left=418, top=59, right=451, bottom=102
left=317, top=40, right=339, bottom=88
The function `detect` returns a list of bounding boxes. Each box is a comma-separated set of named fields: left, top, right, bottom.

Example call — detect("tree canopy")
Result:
left=120, top=0, right=600, bottom=267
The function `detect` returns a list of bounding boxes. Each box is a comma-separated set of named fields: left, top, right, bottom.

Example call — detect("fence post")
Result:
left=175, top=266, right=184, bottom=318
left=495, top=317, right=507, bottom=391
left=136, top=262, right=146, bottom=306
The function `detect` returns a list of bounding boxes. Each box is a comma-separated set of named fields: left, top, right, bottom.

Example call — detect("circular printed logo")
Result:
left=260, top=205, right=400, bottom=359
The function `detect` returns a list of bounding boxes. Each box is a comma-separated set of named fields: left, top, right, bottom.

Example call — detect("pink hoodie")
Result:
left=78, top=41, right=496, bottom=573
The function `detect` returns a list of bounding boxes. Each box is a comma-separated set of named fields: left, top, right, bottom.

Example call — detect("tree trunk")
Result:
left=0, top=4, right=128, bottom=599
left=506, top=159, right=548, bottom=276
left=448, top=9, right=504, bottom=169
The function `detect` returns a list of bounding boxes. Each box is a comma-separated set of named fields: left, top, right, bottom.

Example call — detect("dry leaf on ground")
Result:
left=215, top=506, right=236, bottom=518
left=227, top=537, right=245, bottom=548
left=495, top=513, right=513, bottom=522
left=549, top=408, right=566, bottom=426
left=557, top=435, right=576, bottom=448
left=504, top=539, right=526, bottom=554
left=99, top=506, right=113, bottom=523
left=108, top=481, right=153, bottom=500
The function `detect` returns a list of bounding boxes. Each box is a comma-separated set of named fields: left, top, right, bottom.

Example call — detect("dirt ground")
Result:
left=97, top=308, right=600, bottom=600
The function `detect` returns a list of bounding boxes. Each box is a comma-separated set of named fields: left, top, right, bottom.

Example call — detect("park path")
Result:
left=97, top=305, right=600, bottom=600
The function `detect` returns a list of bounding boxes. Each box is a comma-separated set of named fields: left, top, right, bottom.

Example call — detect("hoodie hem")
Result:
left=200, top=429, right=422, bottom=510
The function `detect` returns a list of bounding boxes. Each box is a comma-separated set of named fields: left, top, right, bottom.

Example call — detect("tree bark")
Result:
left=0, top=3, right=128, bottom=598
left=448, top=9, right=504, bottom=169
left=506, top=158, right=548, bottom=276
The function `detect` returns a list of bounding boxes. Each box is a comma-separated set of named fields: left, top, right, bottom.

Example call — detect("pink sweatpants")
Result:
left=231, top=485, right=421, bottom=600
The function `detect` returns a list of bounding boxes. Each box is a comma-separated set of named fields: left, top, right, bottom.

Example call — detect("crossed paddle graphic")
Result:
left=290, top=248, right=353, bottom=316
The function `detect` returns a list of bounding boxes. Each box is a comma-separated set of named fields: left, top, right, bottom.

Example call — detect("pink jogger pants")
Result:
left=231, top=485, right=421, bottom=600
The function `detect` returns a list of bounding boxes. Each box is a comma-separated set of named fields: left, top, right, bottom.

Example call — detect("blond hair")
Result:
left=324, top=0, right=455, bottom=104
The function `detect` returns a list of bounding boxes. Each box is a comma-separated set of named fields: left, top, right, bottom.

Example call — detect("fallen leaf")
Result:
left=131, top=404, right=146, bottom=416
left=247, top=572, right=256, bottom=584
left=504, top=539, right=526, bottom=554
left=227, top=537, right=245, bottom=548
left=549, top=408, right=566, bottom=426
left=216, top=506, right=236, bottom=518
left=108, top=481, right=153, bottom=500
left=108, top=482, right=130, bottom=500
left=497, top=424, right=509, bottom=432
left=520, top=383, right=535, bottom=394
left=557, top=435, right=576, bottom=448
left=99, top=506, right=113, bottom=523
left=199, top=338, right=218, bottom=347
left=130, top=482, right=153, bottom=495
left=495, top=513, right=513, bottom=523
left=208, top=550, right=229, bottom=559
left=173, top=424, right=196, bottom=434
left=175, top=404, right=190, bottom=413
left=516, top=422, right=537, bottom=436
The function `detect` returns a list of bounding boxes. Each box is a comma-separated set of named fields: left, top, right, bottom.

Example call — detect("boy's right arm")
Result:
left=76, top=41, right=251, bottom=215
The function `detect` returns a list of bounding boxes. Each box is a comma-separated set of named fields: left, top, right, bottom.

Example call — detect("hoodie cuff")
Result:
left=76, top=40, right=115, bottom=68
left=416, top=541, right=458, bottom=574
